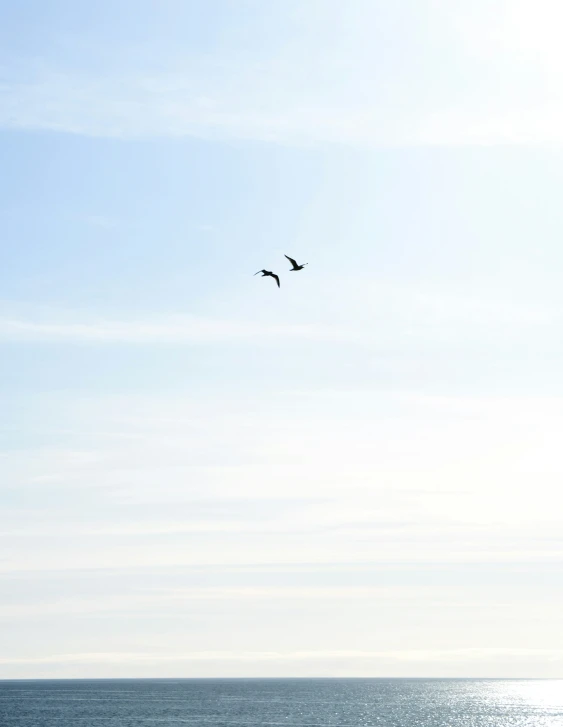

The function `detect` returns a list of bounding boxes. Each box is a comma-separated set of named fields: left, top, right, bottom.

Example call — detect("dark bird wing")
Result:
left=272, top=273, right=280, bottom=288
left=285, top=254, right=298, bottom=268
left=254, top=270, right=265, bottom=275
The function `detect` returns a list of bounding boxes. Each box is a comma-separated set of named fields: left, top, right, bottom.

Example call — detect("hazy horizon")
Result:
left=1, top=677, right=561, bottom=681
left=2, top=0, right=563, bottom=680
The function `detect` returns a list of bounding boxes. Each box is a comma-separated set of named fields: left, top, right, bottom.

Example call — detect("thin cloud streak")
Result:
left=4, top=66, right=563, bottom=148
left=1, top=647, right=561, bottom=665
left=0, top=314, right=347, bottom=344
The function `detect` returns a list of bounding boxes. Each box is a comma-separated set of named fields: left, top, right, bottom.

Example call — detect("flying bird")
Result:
left=254, top=269, right=280, bottom=288
left=285, top=254, right=308, bottom=271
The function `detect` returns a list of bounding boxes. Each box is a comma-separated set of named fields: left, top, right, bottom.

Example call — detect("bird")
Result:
left=285, top=254, right=308, bottom=271
left=254, top=269, right=280, bottom=288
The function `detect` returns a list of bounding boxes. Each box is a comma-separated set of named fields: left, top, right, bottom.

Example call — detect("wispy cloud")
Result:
left=1, top=647, right=560, bottom=665
left=0, top=66, right=402, bottom=146
left=0, top=313, right=346, bottom=344
left=3, top=2, right=563, bottom=146
left=3, top=64, right=563, bottom=148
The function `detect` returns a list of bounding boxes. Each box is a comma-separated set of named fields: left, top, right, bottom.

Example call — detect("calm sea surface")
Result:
left=0, top=678, right=562, bottom=726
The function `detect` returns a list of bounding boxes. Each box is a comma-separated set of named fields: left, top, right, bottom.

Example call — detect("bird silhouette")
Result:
left=254, top=269, right=280, bottom=288
left=285, top=254, right=308, bottom=271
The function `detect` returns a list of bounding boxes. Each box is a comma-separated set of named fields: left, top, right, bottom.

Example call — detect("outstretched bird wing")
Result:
left=272, top=273, right=280, bottom=288
left=284, top=254, right=298, bottom=268
left=254, top=270, right=265, bottom=275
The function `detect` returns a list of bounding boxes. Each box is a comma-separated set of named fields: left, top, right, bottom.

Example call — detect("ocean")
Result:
left=0, top=678, right=561, bottom=726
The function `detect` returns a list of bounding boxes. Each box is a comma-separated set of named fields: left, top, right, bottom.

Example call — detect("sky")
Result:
left=1, top=0, right=563, bottom=679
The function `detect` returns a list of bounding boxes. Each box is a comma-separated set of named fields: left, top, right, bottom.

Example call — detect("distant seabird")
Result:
left=285, top=255, right=308, bottom=271
left=254, top=269, right=280, bottom=288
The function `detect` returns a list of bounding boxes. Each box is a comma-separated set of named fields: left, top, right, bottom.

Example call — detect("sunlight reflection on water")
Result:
left=1, top=679, right=562, bottom=726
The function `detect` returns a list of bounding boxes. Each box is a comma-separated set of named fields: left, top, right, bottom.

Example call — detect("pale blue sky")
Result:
left=2, top=0, right=563, bottom=678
